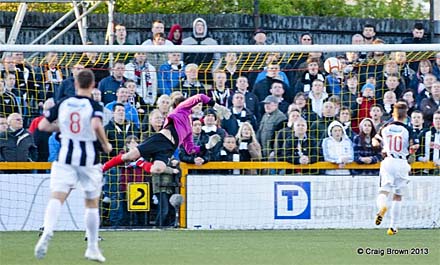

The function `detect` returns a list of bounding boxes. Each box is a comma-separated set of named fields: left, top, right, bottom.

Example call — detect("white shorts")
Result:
left=50, top=161, right=103, bottom=199
left=379, top=157, right=411, bottom=195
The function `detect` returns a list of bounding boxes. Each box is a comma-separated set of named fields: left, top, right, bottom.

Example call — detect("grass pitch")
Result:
left=1, top=229, right=439, bottom=265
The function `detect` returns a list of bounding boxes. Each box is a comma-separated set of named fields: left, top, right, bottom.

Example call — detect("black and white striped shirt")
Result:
left=45, top=96, right=103, bottom=166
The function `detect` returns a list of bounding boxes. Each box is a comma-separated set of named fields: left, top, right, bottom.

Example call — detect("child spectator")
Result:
left=322, top=120, right=354, bottom=175
left=369, top=105, right=385, bottom=132
left=354, top=83, right=376, bottom=133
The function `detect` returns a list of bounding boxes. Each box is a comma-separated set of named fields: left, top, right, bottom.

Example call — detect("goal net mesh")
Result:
left=0, top=44, right=439, bottom=230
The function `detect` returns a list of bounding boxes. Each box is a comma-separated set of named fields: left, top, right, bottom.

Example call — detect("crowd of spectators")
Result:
left=1, top=19, right=439, bottom=226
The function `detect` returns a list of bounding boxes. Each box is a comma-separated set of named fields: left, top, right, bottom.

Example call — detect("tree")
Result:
left=0, top=0, right=429, bottom=19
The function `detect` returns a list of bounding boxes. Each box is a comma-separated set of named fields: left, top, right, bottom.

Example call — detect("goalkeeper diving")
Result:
left=103, top=94, right=228, bottom=174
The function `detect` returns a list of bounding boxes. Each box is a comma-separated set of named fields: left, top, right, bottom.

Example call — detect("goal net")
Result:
left=0, top=43, right=439, bottom=230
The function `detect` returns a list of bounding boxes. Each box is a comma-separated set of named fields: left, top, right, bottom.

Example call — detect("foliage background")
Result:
left=0, top=0, right=429, bottom=19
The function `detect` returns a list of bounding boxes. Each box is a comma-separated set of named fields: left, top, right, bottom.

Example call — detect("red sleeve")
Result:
left=28, top=116, right=44, bottom=134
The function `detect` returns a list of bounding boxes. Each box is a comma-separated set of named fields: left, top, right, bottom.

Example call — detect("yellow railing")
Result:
left=1, top=161, right=437, bottom=228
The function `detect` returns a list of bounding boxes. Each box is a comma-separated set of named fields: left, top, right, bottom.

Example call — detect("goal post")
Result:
left=1, top=43, right=440, bottom=230
left=180, top=162, right=440, bottom=229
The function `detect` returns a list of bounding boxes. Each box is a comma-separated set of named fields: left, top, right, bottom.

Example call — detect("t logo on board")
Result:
left=274, top=181, right=311, bottom=219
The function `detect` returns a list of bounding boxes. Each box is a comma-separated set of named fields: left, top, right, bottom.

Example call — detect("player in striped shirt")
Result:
left=35, top=69, right=112, bottom=262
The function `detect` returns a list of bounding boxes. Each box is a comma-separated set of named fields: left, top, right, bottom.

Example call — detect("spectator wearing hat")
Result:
left=322, top=120, right=354, bottom=176
left=257, top=95, right=287, bottom=158
left=202, top=108, right=227, bottom=139
left=182, top=17, right=220, bottom=69
left=200, top=108, right=226, bottom=160
left=168, top=24, right=183, bottom=45
left=253, top=28, right=267, bottom=45
left=402, top=23, right=430, bottom=44
left=353, top=83, right=376, bottom=133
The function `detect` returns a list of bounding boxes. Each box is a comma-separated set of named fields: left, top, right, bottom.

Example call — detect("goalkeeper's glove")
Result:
left=205, top=134, right=221, bottom=150
left=213, top=104, right=231, bottom=120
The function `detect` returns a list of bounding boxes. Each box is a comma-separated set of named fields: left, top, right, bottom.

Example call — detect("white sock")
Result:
left=390, top=200, right=401, bottom=229
left=42, top=199, right=62, bottom=237
left=376, top=193, right=388, bottom=211
left=85, top=208, right=100, bottom=250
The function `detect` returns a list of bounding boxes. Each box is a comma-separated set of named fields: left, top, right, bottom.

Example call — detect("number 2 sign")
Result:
left=128, top=183, right=150, bottom=211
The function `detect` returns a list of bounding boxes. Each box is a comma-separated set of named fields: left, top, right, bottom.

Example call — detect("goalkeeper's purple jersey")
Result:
left=164, top=94, right=211, bottom=154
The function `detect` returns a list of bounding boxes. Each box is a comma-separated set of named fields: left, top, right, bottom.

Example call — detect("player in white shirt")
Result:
left=34, top=69, right=112, bottom=262
left=372, top=100, right=419, bottom=235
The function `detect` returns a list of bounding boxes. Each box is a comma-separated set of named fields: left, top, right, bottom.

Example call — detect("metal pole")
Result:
left=29, top=9, right=75, bottom=44
left=7, top=3, right=27, bottom=44
left=45, top=1, right=101, bottom=45
left=253, top=0, right=260, bottom=29
left=72, top=0, right=87, bottom=44
left=107, top=0, right=115, bottom=68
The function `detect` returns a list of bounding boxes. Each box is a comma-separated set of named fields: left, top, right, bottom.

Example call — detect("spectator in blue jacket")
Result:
left=98, top=61, right=126, bottom=105
left=105, top=87, right=140, bottom=129
left=157, top=53, right=185, bottom=96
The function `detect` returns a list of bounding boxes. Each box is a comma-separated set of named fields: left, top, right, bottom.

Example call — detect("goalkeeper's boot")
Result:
left=85, top=248, right=106, bottom=263
left=375, top=206, right=388, bottom=225
left=34, top=233, right=53, bottom=259
left=387, top=227, right=398, bottom=236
